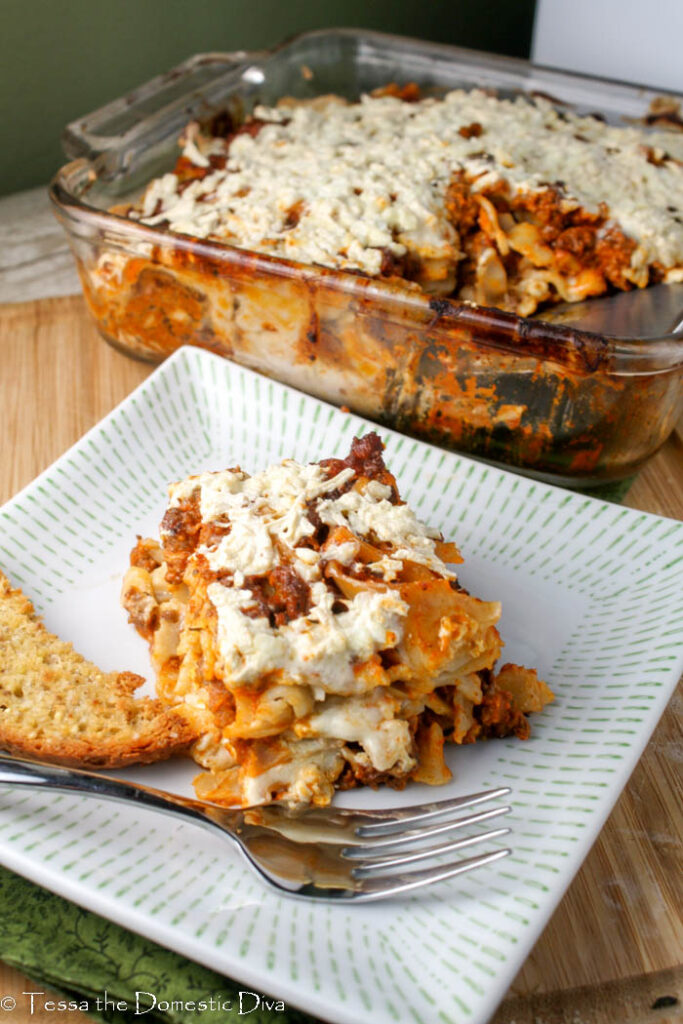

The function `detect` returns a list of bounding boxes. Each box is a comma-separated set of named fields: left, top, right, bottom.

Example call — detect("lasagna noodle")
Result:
left=122, top=434, right=553, bottom=806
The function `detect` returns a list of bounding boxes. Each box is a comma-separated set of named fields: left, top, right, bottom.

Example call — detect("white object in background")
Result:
left=532, top=0, right=683, bottom=93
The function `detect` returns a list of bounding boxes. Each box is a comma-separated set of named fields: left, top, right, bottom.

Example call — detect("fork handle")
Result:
left=0, top=752, right=227, bottom=831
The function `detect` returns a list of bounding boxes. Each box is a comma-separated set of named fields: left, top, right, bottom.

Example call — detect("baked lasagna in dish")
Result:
left=125, top=84, right=683, bottom=316
left=122, top=433, right=553, bottom=806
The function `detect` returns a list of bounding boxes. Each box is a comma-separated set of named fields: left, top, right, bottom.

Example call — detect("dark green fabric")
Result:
left=0, top=866, right=320, bottom=1024
left=574, top=476, right=634, bottom=504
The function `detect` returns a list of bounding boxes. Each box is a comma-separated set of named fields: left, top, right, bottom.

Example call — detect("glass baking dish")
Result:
left=50, top=28, right=683, bottom=486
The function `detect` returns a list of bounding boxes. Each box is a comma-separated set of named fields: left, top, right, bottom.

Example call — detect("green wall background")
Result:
left=1, top=0, right=535, bottom=197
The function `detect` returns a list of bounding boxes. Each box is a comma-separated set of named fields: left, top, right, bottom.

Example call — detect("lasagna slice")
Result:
left=122, top=434, right=553, bottom=806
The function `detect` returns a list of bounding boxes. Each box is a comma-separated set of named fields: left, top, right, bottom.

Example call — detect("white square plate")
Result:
left=1, top=347, right=681, bottom=1024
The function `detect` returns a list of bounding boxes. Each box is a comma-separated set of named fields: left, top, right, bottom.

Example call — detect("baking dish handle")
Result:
left=61, top=49, right=264, bottom=167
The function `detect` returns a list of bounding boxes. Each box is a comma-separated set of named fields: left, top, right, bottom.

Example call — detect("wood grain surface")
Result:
left=1, top=296, right=681, bottom=1024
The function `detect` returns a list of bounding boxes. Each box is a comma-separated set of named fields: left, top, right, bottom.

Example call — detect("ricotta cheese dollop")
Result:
left=166, top=455, right=453, bottom=693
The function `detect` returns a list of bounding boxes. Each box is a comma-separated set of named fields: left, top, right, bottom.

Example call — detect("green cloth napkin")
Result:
left=574, top=476, right=633, bottom=504
left=0, top=866, right=321, bottom=1024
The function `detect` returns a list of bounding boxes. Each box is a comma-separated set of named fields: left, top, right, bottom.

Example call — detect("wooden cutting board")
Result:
left=1, top=296, right=681, bottom=1024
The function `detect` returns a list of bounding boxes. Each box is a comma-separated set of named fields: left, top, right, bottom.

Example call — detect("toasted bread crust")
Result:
left=0, top=570, right=198, bottom=768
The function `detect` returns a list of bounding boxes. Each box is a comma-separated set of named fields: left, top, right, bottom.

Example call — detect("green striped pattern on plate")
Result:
left=0, top=347, right=681, bottom=1024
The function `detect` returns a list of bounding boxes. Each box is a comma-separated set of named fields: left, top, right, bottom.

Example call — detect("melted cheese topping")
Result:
left=208, top=581, right=408, bottom=693
left=166, top=457, right=453, bottom=694
left=133, top=90, right=683, bottom=276
left=316, top=488, right=448, bottom=575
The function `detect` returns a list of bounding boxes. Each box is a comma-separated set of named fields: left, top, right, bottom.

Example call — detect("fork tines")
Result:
left=343, top=787, right=512, bottom=901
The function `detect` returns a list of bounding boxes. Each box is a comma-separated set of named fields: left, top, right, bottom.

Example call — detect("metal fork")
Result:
left=0, top=753, right=511, bottom=902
